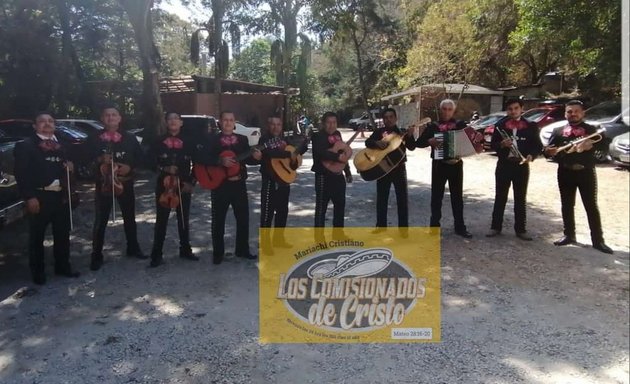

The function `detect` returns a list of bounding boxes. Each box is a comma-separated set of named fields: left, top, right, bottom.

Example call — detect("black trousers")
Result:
left=314, top=172, right=346, bottom=227
left=151, top=191, right=191, bottom=258
left=260, top=175, right=290, bottom=228
left=91, top=180, right=140, bottom=260
left=211, top=179, right=250, bottom=258
left=491, top=161, right=530, bottom=233
left=430, top=160, right=466, bottom=231
left=376, top=164, right=408, bottom=227
left=28, top=191, right=71, bottom=280
left=558, top=167, right=604, bottom=244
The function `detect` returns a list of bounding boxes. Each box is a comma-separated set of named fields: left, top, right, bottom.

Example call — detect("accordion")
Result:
left=433, top=127, right=482, bottom=160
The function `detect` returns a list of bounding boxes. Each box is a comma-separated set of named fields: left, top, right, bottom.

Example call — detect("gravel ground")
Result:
left=0, top=128, right=628, bottom=384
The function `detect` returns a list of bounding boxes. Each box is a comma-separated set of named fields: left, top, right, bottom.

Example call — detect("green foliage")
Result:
left=229, top=38, right=275, bottom=84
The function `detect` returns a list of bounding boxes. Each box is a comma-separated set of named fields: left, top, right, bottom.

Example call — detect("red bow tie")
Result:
left=220, top=135, right=238, bottom=146
left=438, top=123, right=454, bottom=132
left=505, top=119, right=527, bottom=130
left=328, top=134, right=341, bottom=144
left=100, top=131, right=122, bottom=143
left=163, top=136, right=183, bottom=149
left=39, top=139, right=60, bottom=152
left=562, top=125, right=586, bottom=137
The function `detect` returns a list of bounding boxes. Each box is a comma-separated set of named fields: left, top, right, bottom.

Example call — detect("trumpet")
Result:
left=555, top=127, right=605, bottom=154
left=496, top=126, right=527, bottom=164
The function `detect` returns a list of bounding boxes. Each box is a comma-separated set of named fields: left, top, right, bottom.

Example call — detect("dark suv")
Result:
left=181, top=115, right=218, bottom=139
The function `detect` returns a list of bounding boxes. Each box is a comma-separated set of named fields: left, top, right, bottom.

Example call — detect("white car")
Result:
left=235, top=123, right=261, bottom=146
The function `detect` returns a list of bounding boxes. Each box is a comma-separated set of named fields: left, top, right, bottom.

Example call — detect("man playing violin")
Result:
left=196, top=111, right=262, bottom=264
left=88, top=104, right=146, bottom=271
left=416, top=99, right=479, bottom=238
left=311, top=111, right=353, bottom=229
left=148, top=112, right=197, bottom=267
left=544, top=100, right=612, bottom=254
left=486, top=98, right=542, bottom=240
left=13, top=112, right=80, bottom=285
left=365, top=107, right=417, bottom=229
left=259, top=115, right=308, bottom=251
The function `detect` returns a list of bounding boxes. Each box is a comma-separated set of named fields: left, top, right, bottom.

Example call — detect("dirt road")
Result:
left=1, top=129, right=628, bottom=383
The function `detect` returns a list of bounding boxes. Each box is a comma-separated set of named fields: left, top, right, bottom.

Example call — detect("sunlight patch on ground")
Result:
left=21, top=336, right=51, bottom=348
left=149, top=296, right=185, bottom=316
left=0, top=352, right=14, bottom=372
left=505, top=357, right=625, bottom=384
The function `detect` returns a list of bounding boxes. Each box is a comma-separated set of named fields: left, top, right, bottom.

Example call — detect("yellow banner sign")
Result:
left=259, top=228, right=441, bottom=343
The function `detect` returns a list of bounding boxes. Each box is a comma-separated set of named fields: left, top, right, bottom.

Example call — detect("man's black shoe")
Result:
left=593, top=243, right=613, bottom=254
left=149, top=258, right=164, bottom=268
left=180, top=252, right=199, bottom=261
left=55, top=269, right=80, bottom=278
left=127, top=249, right=148, bottom=260
left=238, top=253, right=257, bottom=260
left=553, top=236, right=576, bottom=246
left=90, top=258, right=103, bottom=271
left=485, top=229, right=501, bottom=237
left=516, top=232, right=533, bottom=241
left=213, top=254, right=223, bottom=265
left=455, top=230, right=473, bottom=239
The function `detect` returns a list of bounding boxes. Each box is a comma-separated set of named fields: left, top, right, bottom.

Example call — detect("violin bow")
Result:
left=66, top=166, right=73, bottom=231
left=173, top=153, right=185, bottom=230
left=111, top=155, right=116, bottom=223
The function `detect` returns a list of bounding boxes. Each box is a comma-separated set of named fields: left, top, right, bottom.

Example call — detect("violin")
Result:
left=99, top=160, right=123, bottom=196
left=159, top=174, right=180, bottom=208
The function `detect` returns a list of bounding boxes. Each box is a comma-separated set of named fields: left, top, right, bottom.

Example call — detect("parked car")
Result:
left=466, top=112, right=507, bottom=151
left=521, top=105, right=565, bottom=128
left=0, top=119, right=93, bottom=178
left=539, top=102, right=629, bottom=161
left=349, top=111, right=383, bottom=131
left=609, top=132, right=630, bottom=168
left=180, top=115, right=218, bottom=138
left=0, top=137, right=24, bottom=230
left=235, top=123, right=261, bottom=146
left=57, top=119, right=104, bottom=136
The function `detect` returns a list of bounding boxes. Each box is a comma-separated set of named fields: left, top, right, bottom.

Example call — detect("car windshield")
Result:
left=586, top=101, right=620, bottom=123
left=522, top=109, right=548, bottom=122
left=474, top=114, right=505, bottom=126
left=56, top=125, right=88, bottom=139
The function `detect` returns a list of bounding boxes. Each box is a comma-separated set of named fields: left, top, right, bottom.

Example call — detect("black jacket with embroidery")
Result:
left=149, top=132, right=195, bottom=192
left=13, top=134, right=68, bottom=200
left=547, top=121, right=607, bottom=168
left=258, top=134, right=308, bottom=178
left=416, top=119, right=467, bottom=160
left=86, top=129, right=144, bottom=170
left=196, top=132, right=257, bottom=180
left=491, top=117, right=543, bottom=162
left=310, top=130, right=351, bottom=175
left=365, top=125, right=416, bottom=164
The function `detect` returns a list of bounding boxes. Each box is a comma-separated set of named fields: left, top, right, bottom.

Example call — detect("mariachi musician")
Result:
left=87, top=105, right=146, bottom=271
left=311, top=111, right=353, bottom=229
left=364, top=107, right=417, bottom=229
left=544, top=100, right=612, bottom=254
left=13, top=112, right=80, bottom=285
left=148, top=112, right=197, bottom=267
left=259, top=115, right=308, bottom=249
left=416, top=99, right=478, bottom=238
left=486, top=98, right=543, bottom=240
left=196, top=111, right=261, bottom=264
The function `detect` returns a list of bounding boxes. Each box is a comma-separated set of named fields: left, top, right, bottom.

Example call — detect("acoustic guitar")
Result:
left=321, top=129, right=364, bottom=174
left=354, top=118, right=431, bottom=181
left=194, top=138, right=280, bottom=190
left=269, top=136, right=307, bottom=184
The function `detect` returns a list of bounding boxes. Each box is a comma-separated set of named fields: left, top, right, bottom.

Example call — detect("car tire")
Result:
left=594, top=149, right=610, bottom=163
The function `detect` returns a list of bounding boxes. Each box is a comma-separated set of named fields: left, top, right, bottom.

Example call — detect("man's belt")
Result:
left=562, top=163, right=586, bottom=171
left=37, top=185, right=62, bottom=192
left=227, top=175, right=242, bottom=182
left=441, top=159, right=461, bottom=165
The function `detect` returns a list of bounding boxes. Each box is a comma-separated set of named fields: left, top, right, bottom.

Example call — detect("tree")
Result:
left=119, top=0, right=165, bottom=136
left=229, top=38, right=275, bottom=84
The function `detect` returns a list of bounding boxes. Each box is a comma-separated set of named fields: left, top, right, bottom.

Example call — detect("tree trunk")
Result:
left=351, top=30, right=374, bottom=128
left=119, top=0, right=164, bottom=138
left=212, top=0, right=225, bottom=114
left=55, top=0, right=93, bottom=115
left=282, top=7, right=298, bottom=132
